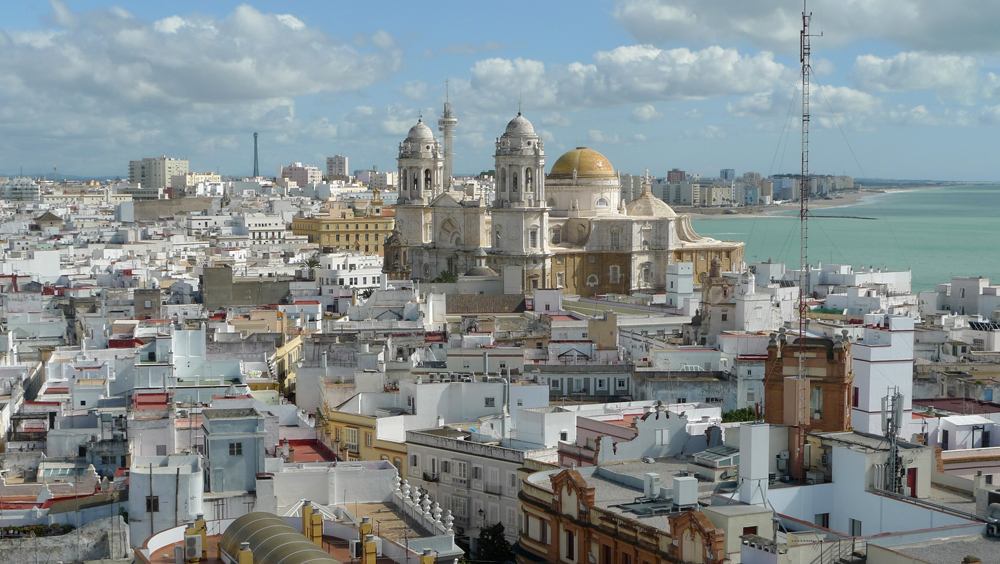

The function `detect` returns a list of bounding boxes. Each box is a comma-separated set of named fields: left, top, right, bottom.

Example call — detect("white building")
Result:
left=232, top=213, right=289, bottom=242
left=0, top=177, right=41, bottom=201
left=316, top=251, right=384, bottom=294
left=850, top=313, right=916, bottom=436
left=128, top=454, right=204, bottom=545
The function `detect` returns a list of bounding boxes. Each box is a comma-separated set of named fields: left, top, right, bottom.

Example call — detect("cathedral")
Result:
left=383, top=102, right=745, bottom=297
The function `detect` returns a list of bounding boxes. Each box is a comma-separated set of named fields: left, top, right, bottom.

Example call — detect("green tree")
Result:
left=475, top=522, right=512, bottom=563
left=299, top=253, right=321, bottom=280
left=433, top=270, right=458, bottom=283
left=722, top=407, right=757, bottom=423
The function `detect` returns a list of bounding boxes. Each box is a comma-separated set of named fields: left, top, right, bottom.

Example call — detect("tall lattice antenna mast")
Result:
left=797, top=1, right=814, bottom=395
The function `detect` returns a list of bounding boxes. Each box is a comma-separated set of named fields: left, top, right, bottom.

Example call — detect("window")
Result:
left=473, top=466, right=482, bottom=480
left=366, top=433, right=372, bottom=447
left=394, top=458, right=402, bottom=470
left=560, top=430, right=568, bottom=441
left=747, top=390, right=756, bottom=402
left=529, top=230, right=538, bottom=248
left=656, top=428, right=669, bottom=445
left=509, top=472, right=518, bottom=488
left=229, top=442, right=242, bottom=456
left=485, top=397, right=496, bottom=407
left=566, top=530, right=575, bottom=560
left=852, top=387, right=860, bottom=408
left=146, top=496, right=159, bottom=512
left=156, top=444, right=167, bottom=456
left=455, top=461, right=468, bottom=480
left=596, top=197, right=609, bottom=207
left=814, top=513, right=830, bottom=528
left=705, top=397, right=723, bottom=404
left=597, top=379, right=607, bottom=390
left=743, top=526, right=759, bottom=536
left=849, top=518, right=862, bottom=536
left=556, top=272, right=564, bottom=287
left=552, top=229, right=561, bottom=245
left=610, top=265, right=620, bottom=283
left=345, top=428, right=359, bottom=452
left=810, top=386, right=823, bottom=419
left=550, top=379, right=561, bottom=389
left=589, top=255, right=595, bottom=263
left=80, top=400, right=86, bottom=406
left=442, top=460, right=451, bottom=474
left=610, top=230, right=620, bottom=249
left=721, top=313, right=728, bottom=321
left=617, top=379, right=627, bottom=389
left=411, top=454, right=419, bottom=467
left=573, top=378, right=585, bottom=392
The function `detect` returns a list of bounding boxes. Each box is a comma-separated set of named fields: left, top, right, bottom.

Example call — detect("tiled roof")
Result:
left=446, top=294, right=526, bottom=314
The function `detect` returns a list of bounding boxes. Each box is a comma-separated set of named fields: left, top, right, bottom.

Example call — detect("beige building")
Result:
left=128, top=156, right=188, bottom=189
left=388, top=105, right=744, bottom=297
left=290, top=193, right=394, bottom=256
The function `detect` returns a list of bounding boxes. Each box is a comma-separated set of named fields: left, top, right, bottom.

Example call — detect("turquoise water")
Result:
left=691, top=184, right=1000, bottom=292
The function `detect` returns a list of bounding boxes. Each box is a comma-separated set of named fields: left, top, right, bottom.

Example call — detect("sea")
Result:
left=690, top=184, right=1000, bottom=292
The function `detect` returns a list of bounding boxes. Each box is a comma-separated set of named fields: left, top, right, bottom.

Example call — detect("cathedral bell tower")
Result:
left=397, top=118, right=444, bottom=205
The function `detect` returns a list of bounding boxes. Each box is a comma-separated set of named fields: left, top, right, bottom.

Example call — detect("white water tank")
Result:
left=643, top=473, right=661, bottom=499
left=674, top=475, right=698, bottom=507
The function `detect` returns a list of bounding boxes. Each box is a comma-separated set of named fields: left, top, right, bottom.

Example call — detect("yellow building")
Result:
left=319, top=407, right=408, bottom=477
left=290, top=196, right=394, bottom=256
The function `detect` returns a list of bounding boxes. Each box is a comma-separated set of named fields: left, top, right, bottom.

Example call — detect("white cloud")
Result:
left=631, top=104, right=662, bottom=123
left=684, top=108, right=703, bottom=119
left=633, top=133, right=647, bottom=142
left=853, top=52, right=979, bottom=102
left=614, top=0, right=1000, bottom=54
left=542, top=112, right=572, bottom=127
left=396, top=80, right=428, bottom=101
left=0, top=4, right=403, bottom=172
left=461, top=45, right=792, bottom=114
left=588, top=130, right=621, bottom=144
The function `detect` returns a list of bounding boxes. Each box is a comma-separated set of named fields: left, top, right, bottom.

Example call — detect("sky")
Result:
left=3, top=1, right=1000, bottom=181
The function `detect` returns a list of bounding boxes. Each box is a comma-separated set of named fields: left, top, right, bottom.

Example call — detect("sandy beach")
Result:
left=681, top=186, right=939, bottom=219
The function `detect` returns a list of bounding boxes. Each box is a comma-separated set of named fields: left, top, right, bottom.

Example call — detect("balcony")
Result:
left=423, top=472, right=439, bottom=483
left=452, top=476, right=468, bottom=487
left=483, top=482, right=503, bottom=495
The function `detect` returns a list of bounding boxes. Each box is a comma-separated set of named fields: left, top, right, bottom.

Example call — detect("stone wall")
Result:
left=0, top=515, right=131, bottom=563
left=0, top=450, right=44, bottom=480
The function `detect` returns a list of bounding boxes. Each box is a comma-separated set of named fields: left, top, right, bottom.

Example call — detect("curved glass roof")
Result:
left=219, top=512, right=341, bottom=564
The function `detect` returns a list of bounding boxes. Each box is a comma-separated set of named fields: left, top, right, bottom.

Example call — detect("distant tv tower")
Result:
left=253, top=132, right=259, bottom=178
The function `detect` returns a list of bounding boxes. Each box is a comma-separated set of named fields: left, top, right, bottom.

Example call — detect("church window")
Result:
left=642, top=262, right=653, bottom=284
left=556, top=273, right=564, bottom=287
left=587, top=275, right=599, bottom=287
left=596, top=197, right=609, bottom=207
left=424, top=169, right=432, bottom=190
left=512, top=172, right=519, bottom=192
left=551, top=229, right=561, bottom=245
left=529, top=230, right=538, bottom=248
left=589, top=255, right=595, bottom=263
left=501, top=169, right=507, bottom=192
left=556, top=256, right=564, bottom=264
left=610, top=230, right=621, bottom=250
left=610, top=266, right=620, bottom=284
left=525, top=168, right=533, bottom=193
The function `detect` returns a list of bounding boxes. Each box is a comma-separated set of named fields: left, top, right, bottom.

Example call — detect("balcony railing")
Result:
left=483, top=482, right=503, bottom=495
left=423, top=472, right=439, bottom=483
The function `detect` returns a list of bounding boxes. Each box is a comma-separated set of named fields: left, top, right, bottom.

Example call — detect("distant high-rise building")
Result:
left=0, top=177, right=40, bottom=201
left=279, top=162, right=322, bottom=187
left=720, top=169, right=736, bottom=181
left=743, top=171, right=762, bottom=184
left=667, top=168, right=686, bottom=184
left=128, top=156, right=189, bottom=189
left=326, top=155, right=349, bottom=179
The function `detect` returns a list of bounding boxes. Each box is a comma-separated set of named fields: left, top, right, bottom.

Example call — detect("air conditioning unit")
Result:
left=184, top=535, right=202, bottom=562
left=348, top=538, right=383, bottom=557
left=643, top=473, right=661, bottom=499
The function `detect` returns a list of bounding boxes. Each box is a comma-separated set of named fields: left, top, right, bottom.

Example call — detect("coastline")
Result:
left=682, top=185, right=938, bottom=219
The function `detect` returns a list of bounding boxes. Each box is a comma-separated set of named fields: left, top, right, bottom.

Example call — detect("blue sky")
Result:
left=3, top=1, right=1000, bottom=181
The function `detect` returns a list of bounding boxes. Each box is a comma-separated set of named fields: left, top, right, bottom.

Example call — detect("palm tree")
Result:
left=300, top=253, right=321, bottom=280
left=433, top=270, right=458, bottom=283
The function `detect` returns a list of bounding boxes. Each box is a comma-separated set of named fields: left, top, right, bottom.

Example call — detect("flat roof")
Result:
left=914, top=397, right=1000, bottom=415
left=891, top=534, right=1000, bottom=564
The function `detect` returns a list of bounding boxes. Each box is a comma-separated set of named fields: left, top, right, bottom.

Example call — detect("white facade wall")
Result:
left=127, top=455, right=203, bottom=546
left=851, top=314, right=915, bottom=435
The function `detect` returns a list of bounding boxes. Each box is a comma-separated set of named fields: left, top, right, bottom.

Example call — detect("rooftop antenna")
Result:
left=518, top=89, right=522, bottom=115
left=54, top=166, right=57, bottom=183
left=881, top=387, right=904, bottom=494
left=253, top=132, right=259, bottom=178
left=796, top=0, right=819, bottom=482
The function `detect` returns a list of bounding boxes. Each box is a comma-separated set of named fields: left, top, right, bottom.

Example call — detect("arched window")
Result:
left=525, top=168, right=533, bottom=193
left=500, top=168, right=507, bottom=192
left=586, top=274, right=599, bottom=287
left=596, top=197, right=609, bottom=207
left=412, top=171, right=420, bottom=195
left=424, top=169, right=432, bottom=190
left=547, top=197, right=556, bottom=207
left=512, top=171, right=519, bottom=192
left=642, top=262, right=653, bottom=283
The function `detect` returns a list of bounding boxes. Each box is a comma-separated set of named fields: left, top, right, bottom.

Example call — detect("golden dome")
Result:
left=549, top=147, right=615, bottom=179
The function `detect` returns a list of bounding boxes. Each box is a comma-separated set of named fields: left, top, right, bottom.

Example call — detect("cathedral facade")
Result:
left=385, top=105, right=745, bottom=296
